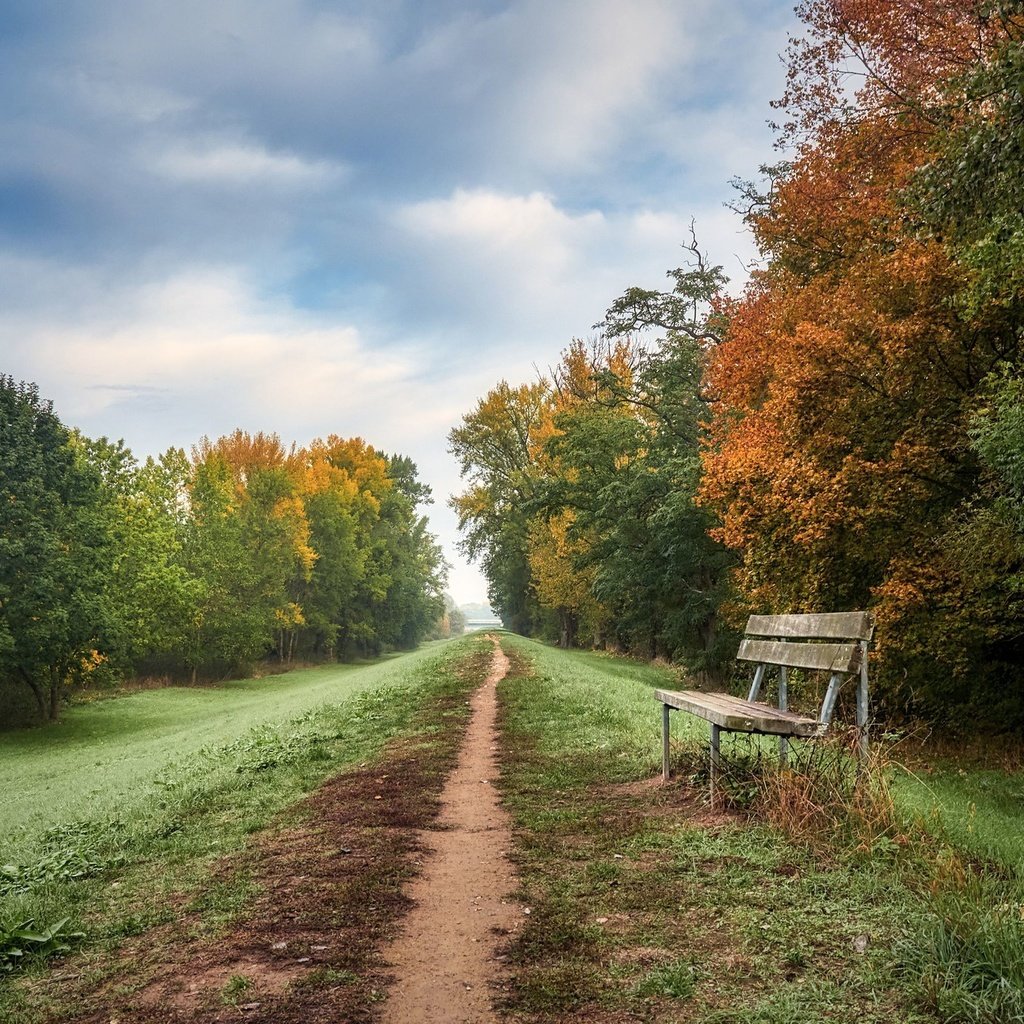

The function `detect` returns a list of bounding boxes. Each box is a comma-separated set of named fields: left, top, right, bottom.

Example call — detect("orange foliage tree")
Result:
left=700, top=0, right=1024, bottom=724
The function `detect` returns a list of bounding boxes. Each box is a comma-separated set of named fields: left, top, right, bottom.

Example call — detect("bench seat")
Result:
left=655, top=689, right=824, bottom=738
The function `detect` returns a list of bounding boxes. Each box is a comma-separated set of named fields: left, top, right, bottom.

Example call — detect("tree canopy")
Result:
left=451, top=0, right=1024, bottom=730
left=0, top=382, right=448, bottom=724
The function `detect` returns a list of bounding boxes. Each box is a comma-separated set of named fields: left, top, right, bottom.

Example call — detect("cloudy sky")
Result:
left=0, top=0, right=798, bottom=604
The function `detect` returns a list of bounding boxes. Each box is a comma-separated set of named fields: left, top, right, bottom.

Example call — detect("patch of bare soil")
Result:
left=379, top=637, right=521, bottom=1023
left=59, top=659, right=487, bottom=1024
left=602, top=775, right=746, bottom=829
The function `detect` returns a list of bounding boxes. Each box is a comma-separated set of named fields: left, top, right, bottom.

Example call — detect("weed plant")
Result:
left=675, top=712, right=1024, bottom=1021
left=0, top=917, right=84, bottom=973
left=657, top=670, right=1024, bottom=1023
left=895, top=873, right=1024, bottom=1023
left=752, top=739, right=1024, bottom=1022
left=752, top=737, right=899, bottom=853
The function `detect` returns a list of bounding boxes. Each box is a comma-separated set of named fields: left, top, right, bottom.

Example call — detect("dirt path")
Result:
left=380, top=637, right=520, bottom=1023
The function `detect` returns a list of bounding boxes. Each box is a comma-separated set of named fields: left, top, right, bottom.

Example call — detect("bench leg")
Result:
left=857, top=646, right=869, bottom=759
left=778, top=666, right=789, bottom=767
left=709, top=724, right=721, bottom=807
left=662, top=703, right=671, bottom=782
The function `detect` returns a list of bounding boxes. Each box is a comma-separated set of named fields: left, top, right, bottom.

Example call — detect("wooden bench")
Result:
left=657, top=611, right=874, bottom=803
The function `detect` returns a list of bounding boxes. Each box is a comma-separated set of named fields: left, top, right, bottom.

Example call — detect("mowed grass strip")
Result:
left=1, top=643, right=453, bottom=856
left=496, top=635, right=935, bottom=1024
left=0, top=636, right=490, bottom=1020
left=894, top=764, right=1024, bottom=879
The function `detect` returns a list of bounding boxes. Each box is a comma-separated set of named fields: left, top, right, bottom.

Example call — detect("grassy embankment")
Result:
left=497, top=634, right=1024, bottom=1023
left=0, top=636, right=487, bottom=1014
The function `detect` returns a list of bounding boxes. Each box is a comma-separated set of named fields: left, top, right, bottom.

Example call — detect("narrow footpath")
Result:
left=380, top=637, right=519, bottom=1023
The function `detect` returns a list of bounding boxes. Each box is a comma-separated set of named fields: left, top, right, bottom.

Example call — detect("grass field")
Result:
left=496, top=635, right=1024, bottom=1023
left=0, top=637, right=485, bottom=1005
left=1, top=645, right=449, bottom=861
left=524, top=642, right=1024, bottom=882
left=496, top=635, right=938, bottom=1023
left=3, top=632, right=1023, bottom=1023
left=894, top=764, right=1024, bottom=877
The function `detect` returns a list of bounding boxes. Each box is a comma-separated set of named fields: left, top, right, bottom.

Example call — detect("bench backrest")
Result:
left=738, top=612, right=873, bottom=675
left=745, top=612, right=874, bottom=641
left=739, top=611, right=874, bottom=726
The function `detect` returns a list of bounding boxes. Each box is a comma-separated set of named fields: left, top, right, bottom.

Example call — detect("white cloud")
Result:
left=1, top=263, right=407, bottom=435
left=0, top=0, right=802, bottom=608
left=0, top=257, right=502, bottom=602
left=396, top=188, right=604, bottom=278
left=147, top=138, right=346, bottom=186
left=64, top=67, right=196, bottom=125
left=489, top=0, right=701, bottom=170
left=390, top=0, right=706, bottom=175
left=389, top=186, right=756, bottom=354
left=76, top=3, right=380, bottom=104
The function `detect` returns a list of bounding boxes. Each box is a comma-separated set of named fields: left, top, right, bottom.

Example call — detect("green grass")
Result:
left=492, top=640, right=702, bottom=779
left=890, top=764, right=1024, bottom=1022
left=894, top=764, right=1024, bottom=877
left=1, top=646, right=450, bottom=860
left=6, top=628, right=1022, bottom=1021
left=497, top=635, right=933, bottom=1023
left=0, top=637, right=484, bottom=998
left=521, top=640, right=1024, bottom=881
left=498, top=636, right=1024, bottom=1023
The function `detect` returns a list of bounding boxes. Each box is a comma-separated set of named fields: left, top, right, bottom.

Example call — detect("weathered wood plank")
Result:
left=655, top=689, right=823, bottom=738
left=736, top=637, right=861, bottom=673
left=659, top=690, right=790, bottom=718
left=745, top=611, right=873, bottom=641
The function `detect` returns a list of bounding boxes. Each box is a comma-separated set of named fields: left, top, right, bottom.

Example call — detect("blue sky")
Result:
left=0, top=0, right=798, bottom=604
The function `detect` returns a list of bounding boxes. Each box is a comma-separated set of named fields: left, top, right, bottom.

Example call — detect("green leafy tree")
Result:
left=348, top=455, right=447, bottom=654
left=542, top=331, right=735, bottom=675
left=183, top=436, right=315, bottom=679
left=76, top=437, right=197, bottom=674
left=0, top=378, right=114, bottom=721
left=448, top=381, right=550, bottom=634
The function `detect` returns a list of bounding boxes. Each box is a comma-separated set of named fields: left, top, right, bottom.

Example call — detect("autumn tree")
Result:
left=183, top=432, right=318, bottom=676
left=700, top=0, right=1024, bottom=724
left=535, top=257, right=735, bottom=672
left=451, top=246, right=735, bottom=672
left=287, top=436, right=375, bottom=658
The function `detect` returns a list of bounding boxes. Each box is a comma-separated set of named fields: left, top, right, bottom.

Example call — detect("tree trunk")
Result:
left=696, top=599, right=728, bottom=685
left=48, top=665, right=61, bottom=722
left=18, top=666, right=46, bottom=721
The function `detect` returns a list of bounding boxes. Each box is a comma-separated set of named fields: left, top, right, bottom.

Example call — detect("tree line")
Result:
left=1, top=378, right=451, bottom=723
left=450, top=0, right=1024, bottom=730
